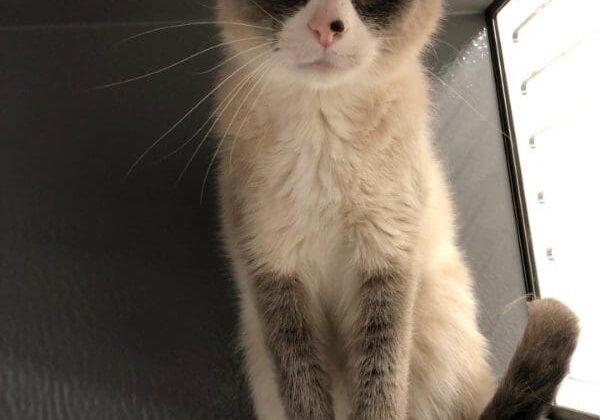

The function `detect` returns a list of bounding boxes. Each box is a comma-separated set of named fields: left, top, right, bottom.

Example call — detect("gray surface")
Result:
left=0, top=0, right=496, bottom=24
left=0, top=3, right=526, bottom=419
left=430, top=14, right=528, bottom=376
left=447, top=0, right=495, bottom=14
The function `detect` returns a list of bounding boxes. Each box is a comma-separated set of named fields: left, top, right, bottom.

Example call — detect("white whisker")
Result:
left=149, top=83, right=245, bottom=165
left=200, top=62, right=273, bottom=202
left=95, top=36, right=265, bottom=89
left=193, top=40, right=276, bottom=76
left=431, top=37, right=461, bottom=55
left=173, top=55, right=273, bottom=187
left=228, top=63, right=272, bottom=173
left=247, top=0, right=284, bottom=26
left=150, top=45, right=274, bottom=165
left=122, top=51, right=269, bottom=181
left=501, top=294, right=534, bottom=317
left=119, top=20, right=272, bottom=45
left=426, top=69, right=509, bottom=141
left=194, top=0, right=221, bottom=11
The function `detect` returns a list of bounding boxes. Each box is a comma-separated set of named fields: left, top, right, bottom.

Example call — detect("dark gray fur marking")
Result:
left=353, top=271, right=408, bottom=420
left=479, top=298, right=579, bottom=420
left=254, top=273, right=334, bottom=420
left=242, top=0, right=409, bottom=28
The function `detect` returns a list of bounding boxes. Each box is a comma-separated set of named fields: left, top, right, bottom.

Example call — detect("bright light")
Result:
left=497, top=0, right=600, bottom=415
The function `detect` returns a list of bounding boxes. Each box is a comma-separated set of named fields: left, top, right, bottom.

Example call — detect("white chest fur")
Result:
left=244, top=91, right=367, bottom=295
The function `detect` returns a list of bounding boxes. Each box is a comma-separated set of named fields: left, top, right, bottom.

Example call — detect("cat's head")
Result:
left=217, top=0, right=443, bottom=88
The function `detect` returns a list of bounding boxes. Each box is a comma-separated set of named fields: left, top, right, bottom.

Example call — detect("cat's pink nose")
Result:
left=308, top=18, right=346, bottom=48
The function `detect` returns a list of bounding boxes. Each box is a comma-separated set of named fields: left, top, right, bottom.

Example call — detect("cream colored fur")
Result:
left=214, top=0, right=496, bottom=418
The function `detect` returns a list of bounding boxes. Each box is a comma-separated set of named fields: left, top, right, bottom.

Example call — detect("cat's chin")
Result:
left=299, top=58, right=345, bottom=73
left=287, top=60, right=363, bottom=89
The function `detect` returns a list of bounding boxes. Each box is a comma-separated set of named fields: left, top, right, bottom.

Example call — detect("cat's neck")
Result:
left=258, top=60, right=429, bottom=139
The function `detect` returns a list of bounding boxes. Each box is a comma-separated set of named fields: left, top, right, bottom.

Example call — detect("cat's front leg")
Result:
left=253, top=271, right=334, bottom=420
left=350, top=268, right=416, bottom=420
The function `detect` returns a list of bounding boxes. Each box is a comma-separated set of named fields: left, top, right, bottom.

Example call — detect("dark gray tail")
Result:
left=479, top=298, right=579, bottom=420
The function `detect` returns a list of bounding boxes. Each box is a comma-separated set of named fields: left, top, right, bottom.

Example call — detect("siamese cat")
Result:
left=210, top=0, right=579, bottom=418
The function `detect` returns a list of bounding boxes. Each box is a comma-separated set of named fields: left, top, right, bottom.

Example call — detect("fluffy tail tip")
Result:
left=479, top=298, right=580, bottom=420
